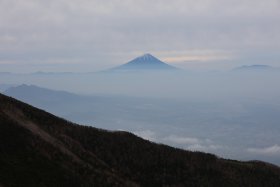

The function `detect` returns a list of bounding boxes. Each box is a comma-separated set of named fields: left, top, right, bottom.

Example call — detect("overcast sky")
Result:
left=1, top=0, right=280, bottom=72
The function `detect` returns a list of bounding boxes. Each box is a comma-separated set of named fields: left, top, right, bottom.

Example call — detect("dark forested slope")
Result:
left=1, top=93, right=280, bottom=187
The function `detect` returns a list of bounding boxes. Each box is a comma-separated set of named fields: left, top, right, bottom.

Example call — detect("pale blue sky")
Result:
left=0, top=0, right=280, bottom=72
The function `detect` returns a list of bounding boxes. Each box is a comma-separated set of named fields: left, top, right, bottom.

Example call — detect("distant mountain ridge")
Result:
left=111, top=54, right=178, bottom=71
left=0, top=84, right=16, bottom=92
left=3, top=84, right=86, bottom=118
left=4, top=84, right=80, bottom=103
left=233, top=65, right=278, bottom=72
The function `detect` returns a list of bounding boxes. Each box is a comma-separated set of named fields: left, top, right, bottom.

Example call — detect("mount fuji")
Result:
left=111, top=53, right=178, bottom=71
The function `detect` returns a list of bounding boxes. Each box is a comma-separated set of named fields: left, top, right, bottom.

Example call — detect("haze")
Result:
left=1, top=0, right=280, bottom=166
left=0, top=0, right=280, bottom=72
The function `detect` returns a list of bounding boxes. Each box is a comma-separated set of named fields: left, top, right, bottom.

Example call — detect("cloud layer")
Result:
left=134, top=130, right=223, bottom=152
left=1, top=0, right=280, bottom=72
left=247, top=145, right=280, bottom=156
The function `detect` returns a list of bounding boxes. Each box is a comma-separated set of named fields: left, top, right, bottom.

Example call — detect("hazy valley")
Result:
left=1, top=1, right=280, bottom=186
left=2, top=58, right=280, bottom=166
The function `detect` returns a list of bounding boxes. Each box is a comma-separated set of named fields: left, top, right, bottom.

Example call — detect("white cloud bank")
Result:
left=134, top=130, right=223, bottom=152
left=133, top=130, right=157, bottom=142
left=163, top=135, right=200, bottom=145
left=247, top=145, right=280, bottom=156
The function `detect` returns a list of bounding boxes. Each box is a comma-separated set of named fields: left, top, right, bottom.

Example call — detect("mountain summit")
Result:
left=112, top=53, right=178, bottom=71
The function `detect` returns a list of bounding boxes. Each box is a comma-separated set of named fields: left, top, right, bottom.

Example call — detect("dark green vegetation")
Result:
left=1, top=93, right=280, bottom=187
